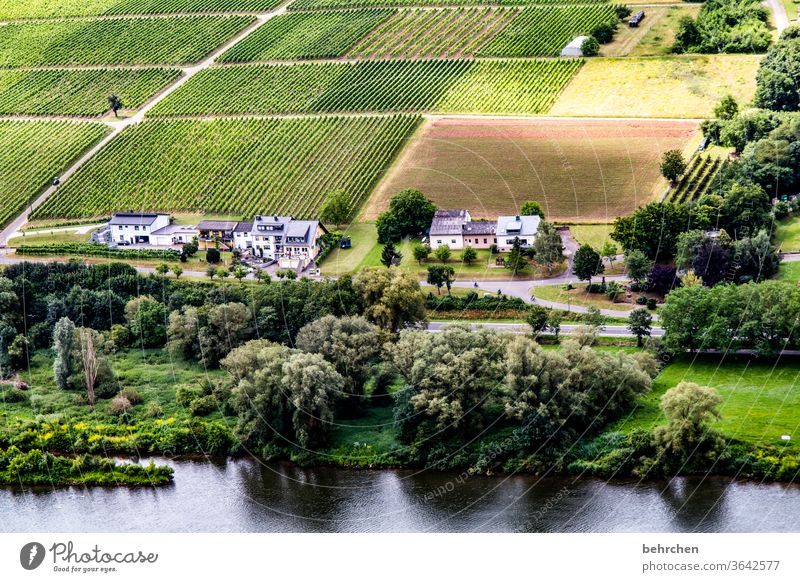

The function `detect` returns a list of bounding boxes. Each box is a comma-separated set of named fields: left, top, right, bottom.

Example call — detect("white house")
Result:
left=429, top=210, right=471, bottom=250
left=496, top=215, right=540, bottom=252
left=560, top=36, right=589, bottom=57
left=233, top=215, right=325, bottom=269
left=109, top=212, right=170, bottom=245
left=150, top=224, right=198, bottom=246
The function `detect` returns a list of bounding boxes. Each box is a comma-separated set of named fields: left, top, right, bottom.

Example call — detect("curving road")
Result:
left=765, top=0, right=790, bottom=32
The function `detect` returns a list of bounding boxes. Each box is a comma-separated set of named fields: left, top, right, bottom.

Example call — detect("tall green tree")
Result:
left=628, top=308, right=653, bottom=347
left=319, top=189, right=351, bottom=228
left=380, top=241, right=402, bottom=268
left=505, top=238, right=528, bottom=275
left=573, top=245, right=604, bottom=283
left=52, top=317, right=75, bottom=390
left=520, top=200, right=545, bottom=219
left=611, top=202, right=701, bottom=261
left=461, top=245, right=477, bottom=265
left=660, top=150, right=687, bottom=183
left=624, top=250, right=653, bottom=284
left=532, top=221, right=564, bottom=273
left=412, top=242, right=431, bottom=265
left=353, top=267, right=427, bottom=332
left=434, top=245, right=451, bottom=264
left=426, top=265, right=455, bottom=295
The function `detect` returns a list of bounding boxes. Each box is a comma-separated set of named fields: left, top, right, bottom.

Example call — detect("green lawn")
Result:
left=319, top=222, right=377, bottom=276
left=615, top=355, right=800, bottom=451
left=775, top=216, right=800, bottom=253
left=533, top=282, right=647, bottom=312
left=777, top=261, right=800, bottom=282
left=8, top=230, right=91, bottom=246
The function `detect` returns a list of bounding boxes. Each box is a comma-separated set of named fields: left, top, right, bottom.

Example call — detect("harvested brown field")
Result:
left=363, top=117, right=699, bottom=223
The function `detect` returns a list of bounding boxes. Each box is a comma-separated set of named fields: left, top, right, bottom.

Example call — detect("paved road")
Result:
left=765, top=0, right=790, bottom=32
left=0, top=2, right=291, bottom=247
left=428, top=321, right=664, bottom=337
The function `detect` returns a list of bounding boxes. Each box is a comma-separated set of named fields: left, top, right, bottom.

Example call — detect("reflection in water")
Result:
left=1, top=458, right=799, bottom=533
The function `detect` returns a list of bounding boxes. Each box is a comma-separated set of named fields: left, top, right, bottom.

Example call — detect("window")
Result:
left=118, top=226, right=123, bottom=230
left=483, top=238, right=487, bottom=244
left=493, top=238, right=497, bottom=243
left=134, top=226, right=139, bottom=231
left=451, top=239, right=456, bottom=244
left=436, top=240, right=442, bottom=244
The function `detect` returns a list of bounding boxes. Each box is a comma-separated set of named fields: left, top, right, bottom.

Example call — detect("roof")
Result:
left=496, top=215, right=540, bottom=237
left=563, top=36, right=589, bottom=50
left=109, top=212, right=166, bottom=226
left=285, top=220, right=317, bottom=244
left=430, top=209, right=470, bottom=236
left=197, top=220, right=238, bottom=231
left=151, top=224, right=197, bottom=236
left=234, top=222, right=253, bottom=233
left=463, top=220, right=496, bottom=235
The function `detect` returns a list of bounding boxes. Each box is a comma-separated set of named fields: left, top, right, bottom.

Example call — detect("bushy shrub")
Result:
left=0, top=386, right=26, bottom=403
left=176, top=386, right=201, bottom=408
left=144, top=401, right=163, bottom=418
left=117, top=387, right=142, bottom=405
left=646, top=298, right=658, bottom=310
left=586, top=283, right=606, bottom=294
left=636, top=295, right=648, bottom=305
left=206, top=248, right=221, bottom=264
left=109, top=396, right=132, bottom=416
left=189, top=395, right=217, bottom=417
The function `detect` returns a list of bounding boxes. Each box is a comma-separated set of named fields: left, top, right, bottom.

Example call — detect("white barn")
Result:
left=561, top=36, right=589, bottom=57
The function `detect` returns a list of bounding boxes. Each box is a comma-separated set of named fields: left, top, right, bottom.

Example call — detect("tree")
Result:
left=171, top=265, right=183, bottom=279
left=461, top=245, right=477, bottom=265
left=573, top=245, right=604, bottom=283
left=380, top=242, right=402, bottom=268
left=282, top=352, right=343, bottom=448
left=754, top=29, right=800, bottom=111
left=206, top=248, right=221, bottom=264
left=505, top=238, right=528, bottom=275
left=526, top=305, right=550, bottom=337
left=581, top=35, right=600, bottom=56
left=426, top=265, right=455, bottom=295
left=713, top=94, right=739, bottom=120
left=216, top=267, right=230, bottom=282
left=673, top=15, right=701, bottom=52
left=412, top=243, right=431, bottom=265
left=628, top=308, right=653, bottom=347
left=206, top=265, right=216, bottom=280
left=78, top=327, right=98, bottom=407
left=319, top=189, right=351, bottom=228
left=582, top=306, right=605, bottom=329
left=377, top=189, right=436, bottom=243
left=591, top=22, right=616, bottom=44
left=199, top=302, right=254, bottom=368
left=652, top=382, right=724, bottom=472
left=532, top=221, right=564, bottom=273
left=52, top=317, right=75, bottom=390
left=232, top=265, right=248, bottom=283
left=434, top=245, right=451, bottom=264
left=125, top=296, right=168, bottom=348
left=647, top=264, right=678, bottom=295
left=167, top=306, right=200, bottom=361
left=295, top=315, right=383, bottom=398
left=520, top=200, right=545, bottom=219
left=660, top=150, right=686, bottom=183
left=155, top=263, right=169, bottom=278
left=376, top=211, right=402, bottom=244
left=600, top=241, right=618, bottom=266
left=107, top=94, right=123, bottom=117
left=611, top=202, right=702, bottom=261
left=624, top=249, right=653, bottom=284
left=353, top=267, right=427, bottom=332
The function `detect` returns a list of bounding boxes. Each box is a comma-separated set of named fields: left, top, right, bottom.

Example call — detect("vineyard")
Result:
left=0, top=0, right=283, bottom=19
left=478, top=4, right=618, bottom=57
left=0, top=16, right=254, bottom=67
left=30, top=116, right=421, bottom=221
left=0, top=121, right=109, bottom=228
left=348, top=7, right=518, bottom=60
left=150, top=59, right=582, bottom=116
left=219, top=10, right=393, bottom=61
left=288, top=0, right=603, bottom=9
left=0, top=69, right=181, bottom=116
left=667, top=154, right=729, bottom=205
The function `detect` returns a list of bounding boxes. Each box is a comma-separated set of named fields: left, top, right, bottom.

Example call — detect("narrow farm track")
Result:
left=0, top=1, right=292, bottom=246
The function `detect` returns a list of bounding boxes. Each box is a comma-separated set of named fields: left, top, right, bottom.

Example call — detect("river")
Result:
left=2, top=458, right=799, bottom=532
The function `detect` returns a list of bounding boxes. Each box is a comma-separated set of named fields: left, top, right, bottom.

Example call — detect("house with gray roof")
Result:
left=109, top=212, right=170, bottom=245
left=233, top=215, right=325, bottom=269
left=197, top=220, right=239, bottom=250
left=429, top=210, right=497, bottom=250
left=496, top=215, right=540, bottom=252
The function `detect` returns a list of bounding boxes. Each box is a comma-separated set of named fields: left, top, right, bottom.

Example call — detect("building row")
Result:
left=428, top=210, right=540, bottom=252
left=109, top=212, right=325, bottom=269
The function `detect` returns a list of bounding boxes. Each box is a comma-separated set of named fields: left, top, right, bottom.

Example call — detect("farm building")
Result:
left=429, top=209, right=498, bottom=250
left=109, top=212, right=170, bottom=245
left=232, top=215, right=326, bottom=269
left=496, top=215, right=540, bottom=252
left=560, top=36, right=589, bottom=57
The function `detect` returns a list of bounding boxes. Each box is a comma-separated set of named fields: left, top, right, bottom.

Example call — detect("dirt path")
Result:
left=765, top=0, right=790, bottom=32
left=0, top=2, right=291, bottom=247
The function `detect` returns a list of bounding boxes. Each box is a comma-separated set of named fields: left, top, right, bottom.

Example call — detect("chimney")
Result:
left=515, top=215, right=520, bottom=221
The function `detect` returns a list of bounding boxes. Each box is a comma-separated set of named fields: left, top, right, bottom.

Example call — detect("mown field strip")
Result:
left=0, top=121, right=110, bottom=229
left=0, top=16, right=256, bottom=67
left=0, top=0, right=283, bottom=20
left=0, top=69, right=182, bottom=116
left=30, top=116, right=422, bottom=221
left=149, top=59, right=583, bottom=116
left=218, top=9, right=393, bottom=61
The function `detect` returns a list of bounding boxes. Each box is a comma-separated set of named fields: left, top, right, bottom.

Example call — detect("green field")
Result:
left=477, top=4, right=618, bottom=57
left=0, top=16, right=253, bottom=67
left=219, top=9, right=392, bottom=61
left=289, top=0, right=603, bottom=8
left=31, top=115, right=420, bottom=221
left=0, top=121, right=109, bottom=229
left=0, top=0, right=281, bottom=19
left=776, top=217, right=800, bottom=253
left=777, top=261, right=800, bottom=282
left=150, top=59, right=582, bottom=116
left=0, top=68, right=180, bottom=116
left=615, top=356, right=800, bottom=451
left=348, top=7, right=518, bottom=59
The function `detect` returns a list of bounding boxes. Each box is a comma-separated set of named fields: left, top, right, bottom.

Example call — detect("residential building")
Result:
left=233, top=215, right=325, bottom=269
left=429, top=210, right=497, bottom=250
left=197, top=220, right=238, bottom=250
left=150, top=224, right=198, bottom=247
left=109, top=212, right=170, bottom=245
left=496, top=215, right=540, bottom=252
